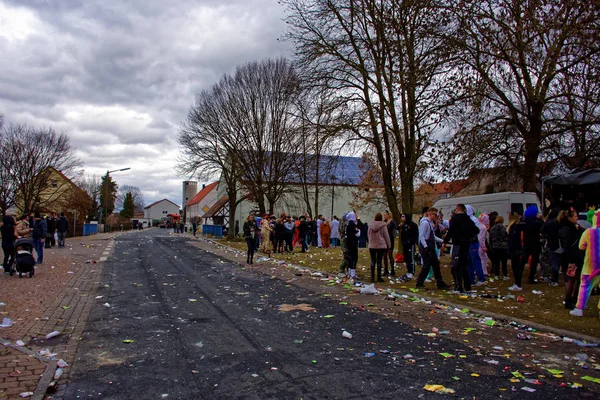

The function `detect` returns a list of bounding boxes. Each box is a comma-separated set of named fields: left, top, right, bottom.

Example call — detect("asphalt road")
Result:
left=63, top=229, right=593, bottom=399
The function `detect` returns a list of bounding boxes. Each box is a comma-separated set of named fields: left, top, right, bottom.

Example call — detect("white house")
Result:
left=207, top=155, right=381, bottom=231
left=185, top=181, right=219, bottom=222
left=143, top=198, right=180, bottom=223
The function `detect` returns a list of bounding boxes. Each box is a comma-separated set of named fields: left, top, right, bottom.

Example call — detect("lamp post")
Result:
left=104, top=168, right=130, bottom=232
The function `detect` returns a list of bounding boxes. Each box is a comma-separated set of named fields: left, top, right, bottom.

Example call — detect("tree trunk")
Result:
left=399, top=174, right=414, bottom=215
left=521, top=139, right=540, bottom=193
left=227, top=189, right=237, bottom=239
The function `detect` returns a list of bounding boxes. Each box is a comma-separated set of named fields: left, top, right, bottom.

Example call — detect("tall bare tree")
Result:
left=178, top=81, right=245, bottom=238
left=116, top=185, right=146, bottom=214
left=221, top=58, right=304, bottom=214
left=292, top=86, right=345, bottom=216
left=1, top=124, right=81, bottom=214
left=442, top=0, right=600, bottom=191
left=282, top=0, right=457, bottom=218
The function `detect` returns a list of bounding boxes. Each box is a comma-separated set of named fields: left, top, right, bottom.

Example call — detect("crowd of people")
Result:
left=1, top=211, right=70, bottom=274
left=240, top=203, right=600, bottom=318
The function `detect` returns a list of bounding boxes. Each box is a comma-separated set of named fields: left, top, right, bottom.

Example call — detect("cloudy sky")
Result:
left=0, top=0, right=290, bottom=207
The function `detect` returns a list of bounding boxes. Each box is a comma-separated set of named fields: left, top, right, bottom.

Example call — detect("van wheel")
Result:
left=29, top=270, right=34, bottom=277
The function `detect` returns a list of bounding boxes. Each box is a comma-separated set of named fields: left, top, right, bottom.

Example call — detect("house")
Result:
left=216, top=155, right=380, bottom=232
left=141, top=198, right=180, bottom=226
left=414, top=180, right=470, bottom=211
left=185, top=181, right=219, bottom=223
left=12, top=167, right=92, bottom=236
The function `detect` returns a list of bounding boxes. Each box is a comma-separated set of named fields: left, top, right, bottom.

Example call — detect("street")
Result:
left=63, top=229, right=598, bottom=399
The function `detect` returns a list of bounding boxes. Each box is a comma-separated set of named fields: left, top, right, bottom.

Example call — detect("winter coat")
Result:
left=444, top=213, right=479, bottom=246
left=522, top=216, right=543, bottom=250
left=57, top=216, right=69, bottom=233
left=243, top=220, right=258, bottom=239
left=558, top=220, right=584, bottom=266
left=16, top=219, right=30, bottom=238
left=1, top=216, right=17, bottom=245
left=541, top=218, right=560, bottom=250
left=508, top=218, right=525, bottom=253
left=400, top=213, right=419, bottom=244
left=386, top=219, right=398, bottom=242
left=489, top=224, right=508, bottom=250
left=367, top=221, right=391, bottom=249
left=579, top=210, right=600, bottom=276
left=345, top=212, right=360, bottom=248
left=32, top=218, right=48, bottom=241
left=298, top=220, right=309, bottom=236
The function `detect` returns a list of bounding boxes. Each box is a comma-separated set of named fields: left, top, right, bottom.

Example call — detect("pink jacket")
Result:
left=368, top=221, right=391, bottom=249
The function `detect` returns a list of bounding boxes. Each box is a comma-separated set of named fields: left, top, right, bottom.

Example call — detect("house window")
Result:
left=51, top=180, right=58, bottom=187
left=162, top=211, right=167, bottom=214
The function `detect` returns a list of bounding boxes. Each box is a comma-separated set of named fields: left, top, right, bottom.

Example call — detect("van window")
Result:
left=526, top=203, right=537, bottom=210
left=511, top=203, right=524, bottom=216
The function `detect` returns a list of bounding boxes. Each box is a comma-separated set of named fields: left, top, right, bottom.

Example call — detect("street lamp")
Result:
left=104, top=167, right=130, bottom=232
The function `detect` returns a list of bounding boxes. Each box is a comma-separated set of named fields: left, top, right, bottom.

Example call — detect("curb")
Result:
left=202, top=237, right=600, bottom=344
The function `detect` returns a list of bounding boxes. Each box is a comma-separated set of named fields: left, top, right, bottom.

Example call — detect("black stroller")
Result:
left=14, top=238, right=35, bottom=278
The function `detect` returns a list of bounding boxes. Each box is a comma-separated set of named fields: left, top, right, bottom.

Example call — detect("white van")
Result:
left=432, top=192, right=540, bottom=225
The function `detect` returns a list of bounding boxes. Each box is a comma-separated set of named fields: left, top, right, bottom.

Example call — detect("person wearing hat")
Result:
left=16, top=214, right=32, bottom=238
left=31, top=212, right=48, bottom=264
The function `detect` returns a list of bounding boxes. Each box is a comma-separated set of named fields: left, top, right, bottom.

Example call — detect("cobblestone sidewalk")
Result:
left=0, top=232, right=124, bottom=399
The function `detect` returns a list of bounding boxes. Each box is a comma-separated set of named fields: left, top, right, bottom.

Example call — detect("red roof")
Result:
left=416, top=180, right=469, bottom=195
left=186, top=182, right=218, bottom=206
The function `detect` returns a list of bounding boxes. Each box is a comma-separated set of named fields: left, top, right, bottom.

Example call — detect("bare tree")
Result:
left=442, top=0, right=600, bottom=191
left=292, top=85, right=345, bottom=216
left=1, top=124, right=82, bottom=214
left=116, top=185, right=145, bottom=214
left=282, top=0, right=457, bottom=219
left=178, top=82, right=246, bottom=238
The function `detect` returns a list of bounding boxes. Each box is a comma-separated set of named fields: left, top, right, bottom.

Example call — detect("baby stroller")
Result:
left=14, top=238, right=35, bottom=278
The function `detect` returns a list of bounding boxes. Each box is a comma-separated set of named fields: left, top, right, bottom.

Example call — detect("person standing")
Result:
left=558, top=208, right=585, bottom=310
left=1, top=215, right=18, bottom=275
left=320, top=218, right=331, bottom=248
left=32, top=212, right=47, bottom=264
left=400, top=213, right=418, bottom=279
left=367, top=213, right=391, bottom=283
left=283, top=217, right=295, bottom=253
left=330, top=216, right=340, bottom=247
left=259, top=215, right=273, bottom=256
left=570, top=210, right=600, bottom=317
left=383, top=211, right=398, bottom=276
left=508, top=214, right=526, bottom=291
left=478, top=214, right=490, bottom=275
left=541, top=208, right=561, bottom=286
left=243, top=214, right=258, bottom=264
left=520, top=205, right=544, bottom=284
left=298, top=216, right=309, bottom=252
left=56, top=212, right=69, bottom=248
left=488, top=216, right=509, bottom=279
left=443, top=204, right=479, bottom=293
left=415, top=207, right=451, bottom=290
left=345, top=211, right=360, bottom=279
left=466, top=205, right=487, bottom=286
left=16, top=214, right=31, bottom=238
left=316, top=215, right=323, bottom=247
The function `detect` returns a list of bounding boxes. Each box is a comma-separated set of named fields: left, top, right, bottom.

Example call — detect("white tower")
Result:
left=182, top=181, right=198, bottom=210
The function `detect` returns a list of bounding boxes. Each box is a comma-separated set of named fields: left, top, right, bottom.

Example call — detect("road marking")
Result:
left=99, top=256, right=107, bottom=262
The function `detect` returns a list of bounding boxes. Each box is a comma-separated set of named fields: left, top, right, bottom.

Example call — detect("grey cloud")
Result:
left=0, top=0, right=291, bottom=205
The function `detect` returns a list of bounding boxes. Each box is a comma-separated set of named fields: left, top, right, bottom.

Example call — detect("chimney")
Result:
left=202, top=184, right=206, bottom=189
